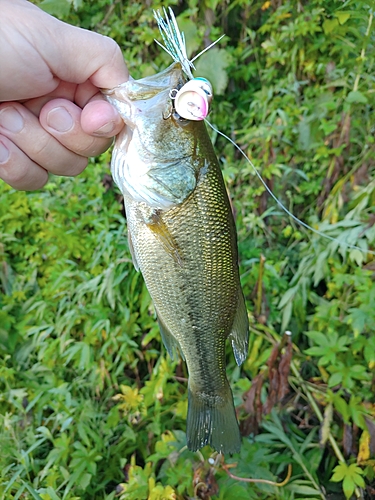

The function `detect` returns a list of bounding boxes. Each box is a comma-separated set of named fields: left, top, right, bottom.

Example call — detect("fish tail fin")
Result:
left=186, top=381, right=241, bottom=454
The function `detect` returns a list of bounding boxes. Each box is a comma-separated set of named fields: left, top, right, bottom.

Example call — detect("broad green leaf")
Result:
left=349, top=249, right=364, bottom=267
left=72, top=0, right=83, bottom=9
left=331, top=462, right=348, bottom=482
left=334, top=11, right=351, bottom=25
left=332, top=394, right=351, bottom=423
left=323, top=18, right=339, bottom=34
left=342, top=476, right=355, bottom=499
left=328, top=372, right=342, bottom=387
left=39, top=487, right=61, bottom=500
left=148, top=484, right=176, bottom=500
left=298, top=119, right=311, bottom=151
left=347, top=307, right=371, bottom=334
left=177, top=18, right=200, bottom=58
left=79, top=472, right=92, bottom=490
left=331, top=462, right=366, bottom=499
left=349, top=396, right=367, bottom=428
left=346, top=91, right=368, bottom=104
left=281, top=300, right=293, bottom=332
left=305, top=346, right=327, bottom=356
left=195, top=48, right=231, bottom=95
left=343, top=465, right=365, bottom=498
left=38, top=0, right=71, bottom=18
left=278, top=286, right=298, bottom=309
left=288, top=483, right=323, bottom=495
left=305, top=330, right=331, bottom=347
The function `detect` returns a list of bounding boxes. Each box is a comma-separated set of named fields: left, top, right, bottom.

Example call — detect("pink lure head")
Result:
left=174, top=78, right=213, bottom=121
left=175, top=89, right=208, bottom=120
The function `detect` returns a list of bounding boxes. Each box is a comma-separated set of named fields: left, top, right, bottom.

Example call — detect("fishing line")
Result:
left=204, top=119, right=375, bottom=257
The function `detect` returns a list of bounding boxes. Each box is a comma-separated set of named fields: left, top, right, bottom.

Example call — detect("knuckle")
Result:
left=103, top=36, right=124, bottom=69
left=30, top=137, right=51, bottom=159
left=103, top=35, right=121, bottom=55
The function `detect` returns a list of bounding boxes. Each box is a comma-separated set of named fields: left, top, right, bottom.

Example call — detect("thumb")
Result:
left=47, top=24, right=129, bottom=90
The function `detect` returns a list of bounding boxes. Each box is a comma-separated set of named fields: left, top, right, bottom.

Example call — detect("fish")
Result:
left=102, top=14, right=249, bottom=455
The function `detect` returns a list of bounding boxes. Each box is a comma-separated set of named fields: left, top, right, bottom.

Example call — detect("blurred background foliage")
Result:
left=1, top=0, right=375, bottom=499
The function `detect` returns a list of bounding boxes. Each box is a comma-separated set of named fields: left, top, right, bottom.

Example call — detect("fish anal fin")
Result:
left=156, top=310, right=185, bottom=362
left=186, top=381, right=241, bottom=454
left=228, top=291, right=249, bottom=366
left=147, top=211, right=183, bottom=267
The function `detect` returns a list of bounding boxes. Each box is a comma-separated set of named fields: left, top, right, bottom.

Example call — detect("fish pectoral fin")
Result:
left=228, top=291, right=249, bottom=366
left=156, top=310, right=185, bottom=362
left=127, top=229, right=140, bottom=271
left=146, top=211, right=183, bottom=267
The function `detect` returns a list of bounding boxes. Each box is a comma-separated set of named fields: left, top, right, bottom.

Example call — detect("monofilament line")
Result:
left=205, top=119, right=375, bottom=257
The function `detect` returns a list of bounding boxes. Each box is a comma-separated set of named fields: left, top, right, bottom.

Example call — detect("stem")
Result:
left=290, top=362, right=344, bottom=460
left=255, top=254, right=265, bottom=317
left=290, top=361, right=363, bottom=499
left=223, top=463, right=292, bottom=487
left=194, top=482, right=208, bottom=496
left=353, top=12, right=373, bottom=92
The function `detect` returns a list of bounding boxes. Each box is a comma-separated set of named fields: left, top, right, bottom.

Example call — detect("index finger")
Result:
left=1, top=0, right=129, bottom=100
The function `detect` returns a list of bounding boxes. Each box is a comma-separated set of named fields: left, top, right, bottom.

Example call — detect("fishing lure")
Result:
left=154, top=8, right=218, bottom=121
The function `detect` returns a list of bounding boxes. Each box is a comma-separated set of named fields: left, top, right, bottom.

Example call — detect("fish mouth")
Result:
left=102, top=62, right=186, bottom=131
left=103, top=62, right=185, bottom=102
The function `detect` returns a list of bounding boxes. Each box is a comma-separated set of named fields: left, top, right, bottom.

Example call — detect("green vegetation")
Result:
left=1, top=0, right=374, bottom=499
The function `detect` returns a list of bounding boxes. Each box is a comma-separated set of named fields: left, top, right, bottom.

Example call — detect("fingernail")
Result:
left=46, top=107, right=74, bottom=132
left=0, top=141, right=10, bottom=163
left=93, top=121, right=116, bottom=136
left=0, top=107, right=24, bottom=133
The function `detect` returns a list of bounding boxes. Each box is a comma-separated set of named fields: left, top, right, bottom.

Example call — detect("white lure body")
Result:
left=174, top=78, right=213, bottom=121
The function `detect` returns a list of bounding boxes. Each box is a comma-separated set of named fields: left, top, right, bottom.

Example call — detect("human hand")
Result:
left=0, top=0, right=129, bottom=190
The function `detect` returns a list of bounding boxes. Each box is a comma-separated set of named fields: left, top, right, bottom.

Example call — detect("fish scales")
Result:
left=104, top=62, right=249, bottom=454
left=127, top=123, right=237, bottom=382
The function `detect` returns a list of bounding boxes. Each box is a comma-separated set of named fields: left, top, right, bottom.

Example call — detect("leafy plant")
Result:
left=1, top=0, right=375, bottom=499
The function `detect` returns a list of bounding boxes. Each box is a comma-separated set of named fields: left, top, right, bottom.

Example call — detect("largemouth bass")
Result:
left=104, top=62, right=249, bottom=454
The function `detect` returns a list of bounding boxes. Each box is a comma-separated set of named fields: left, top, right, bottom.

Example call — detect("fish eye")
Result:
left=194, top=77, right=213, bottom=97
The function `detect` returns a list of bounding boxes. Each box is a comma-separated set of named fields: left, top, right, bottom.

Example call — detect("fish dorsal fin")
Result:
left=228, top=291, right=249, bottom=366
left=156, top=308, right=185, bottom=361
